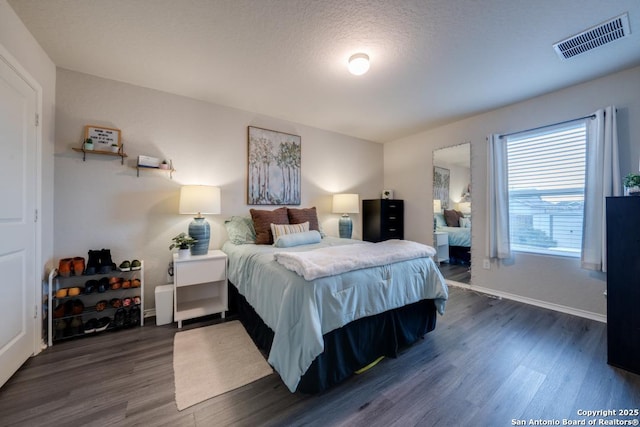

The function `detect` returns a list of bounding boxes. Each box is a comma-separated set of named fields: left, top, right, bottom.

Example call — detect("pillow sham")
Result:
left=270, top=221, right=309, bottom=241
left=274, top=230, right=322, bottom=248
left=434, top=212, right=447, bottom=228
left=250, top=207, right=289, bottom=244
left=224, top=216, right=256, bottom=244
left=287, top=207, right=320, bottom=231
left=444, top=209, right=463, bottom=227
left=460, top=217, right=471, bottom=228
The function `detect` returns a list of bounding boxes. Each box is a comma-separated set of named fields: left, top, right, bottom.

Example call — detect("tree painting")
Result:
left=248, top=127, right=301, bottom=205
left=433, top=166, right=450, bottom=209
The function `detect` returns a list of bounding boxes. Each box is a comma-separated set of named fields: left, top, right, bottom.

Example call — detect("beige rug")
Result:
left=173, top=320, right=273, bottom=410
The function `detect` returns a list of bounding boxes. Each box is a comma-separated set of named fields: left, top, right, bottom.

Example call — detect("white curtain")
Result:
left=487, top=134, right=511, bottom=259
left=581, top=106, right=620, bottom=272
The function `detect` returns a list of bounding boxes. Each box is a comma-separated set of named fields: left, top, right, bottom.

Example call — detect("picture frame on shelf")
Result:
left=84, top=125, right=121, bottom=152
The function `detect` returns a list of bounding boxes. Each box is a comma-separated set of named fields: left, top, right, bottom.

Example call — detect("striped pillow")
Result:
left=270, top=222, right=309, bottom=242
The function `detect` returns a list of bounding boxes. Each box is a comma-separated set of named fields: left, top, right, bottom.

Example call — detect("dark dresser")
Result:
left=362, top=199, right=404, bottom=242
left=605, top=196, right=640, bottom=375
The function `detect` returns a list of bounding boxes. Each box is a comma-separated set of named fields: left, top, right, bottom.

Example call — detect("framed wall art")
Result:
left=247, top=126, right=301, bottom=205
left=433, top=166, right=450, bottom=209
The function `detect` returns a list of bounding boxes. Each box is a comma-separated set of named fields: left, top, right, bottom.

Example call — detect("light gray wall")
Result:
left=0, top=1, right=56, bottom=282
left=55, top=69, right=383, bottom=310
left=384, top=65, right=640, bottom=319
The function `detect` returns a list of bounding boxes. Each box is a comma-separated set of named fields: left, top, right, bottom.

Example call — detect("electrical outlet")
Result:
left=482, top=259, right=491, bottom=270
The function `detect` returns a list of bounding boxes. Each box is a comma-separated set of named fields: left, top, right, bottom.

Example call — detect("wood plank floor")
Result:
left=1, top=286, right=638, bottom=427
left=438, top=262, right=471, bottom=284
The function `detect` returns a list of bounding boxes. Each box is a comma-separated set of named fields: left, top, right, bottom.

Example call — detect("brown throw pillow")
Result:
left=250, top=207, right=289, bottom=244
left=287, top=207, right=320, bottom=232
left=443, top=209, right=463, bottom=227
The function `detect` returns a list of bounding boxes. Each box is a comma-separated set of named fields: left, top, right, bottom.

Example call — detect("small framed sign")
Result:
left=84, top=125, right=121, bottom=151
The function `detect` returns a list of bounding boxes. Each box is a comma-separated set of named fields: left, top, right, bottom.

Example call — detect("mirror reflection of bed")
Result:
left=433, top=143, right=471, bottom=284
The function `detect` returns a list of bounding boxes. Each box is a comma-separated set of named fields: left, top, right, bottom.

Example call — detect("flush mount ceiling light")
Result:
left=348, top=53, right=370, bottom=75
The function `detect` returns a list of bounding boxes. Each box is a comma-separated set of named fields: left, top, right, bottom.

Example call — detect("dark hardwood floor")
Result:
left=1, top=287, right=638, bottom=427
left=438, top=261, right=470, bottom=284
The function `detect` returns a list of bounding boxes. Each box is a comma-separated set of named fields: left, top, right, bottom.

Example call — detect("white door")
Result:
left=0, top=52, right=38, bottom=388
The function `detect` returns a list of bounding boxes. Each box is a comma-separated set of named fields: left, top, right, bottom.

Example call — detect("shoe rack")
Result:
left=46, top=261, right=144, bottom=347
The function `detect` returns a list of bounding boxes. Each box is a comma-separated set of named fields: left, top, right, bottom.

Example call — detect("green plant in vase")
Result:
left=623, top=173, right=640, bottom=196
left=170, top=233, right=198, bottom=258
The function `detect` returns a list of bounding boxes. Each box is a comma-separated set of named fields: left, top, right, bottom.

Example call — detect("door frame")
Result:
left=0, top=42, right=44, bottom=356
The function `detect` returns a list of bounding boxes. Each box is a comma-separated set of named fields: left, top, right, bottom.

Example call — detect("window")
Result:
left=506, top=120, right=587, bottom=257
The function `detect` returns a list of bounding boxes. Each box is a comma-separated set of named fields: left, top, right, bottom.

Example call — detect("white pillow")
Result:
left=270, top=221, right=309, bottom=241
left=460, top=217, right=471, bottom=228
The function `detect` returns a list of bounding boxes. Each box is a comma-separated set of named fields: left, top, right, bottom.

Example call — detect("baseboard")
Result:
left=446, top=280, right=606, bottom=323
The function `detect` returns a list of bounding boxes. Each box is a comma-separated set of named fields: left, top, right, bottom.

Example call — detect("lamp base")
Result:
left=188, top=217, right=210, bottom=256
left=338, top=214, right=353, bottom=239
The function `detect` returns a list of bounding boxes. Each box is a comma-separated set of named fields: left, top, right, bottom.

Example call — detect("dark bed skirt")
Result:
left=228, top=282, right=438, bottom=394
left=449, top=245, right=471, bottom=265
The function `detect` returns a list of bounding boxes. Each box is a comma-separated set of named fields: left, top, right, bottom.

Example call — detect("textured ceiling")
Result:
left=8, top=0, right=640, bottom=142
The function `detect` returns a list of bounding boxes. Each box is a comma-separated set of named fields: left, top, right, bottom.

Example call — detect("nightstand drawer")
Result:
left=435, top=232, right=448, bottom=245
left=176, top=258, right=225, bottom=287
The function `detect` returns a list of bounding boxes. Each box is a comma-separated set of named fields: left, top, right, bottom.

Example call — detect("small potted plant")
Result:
left=159, top=160, right=170, bottom=170
left=170, top=233, right=197, bottom=259
left=110, top=143, right=120, bottom=153
left=623, top=173, right=640, bottom=196
left=84, top=138, right=94, bottom=151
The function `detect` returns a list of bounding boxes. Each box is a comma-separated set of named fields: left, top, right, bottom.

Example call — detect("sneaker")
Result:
left=96, top=316, right=110, bottom=332
left=118, top=260, right=131, bottom=272
left=130, top=259, right=141, bottom=271
left=114, top=308, right=126, bottom=328
left=84, top=318, right=98, bottom=334
left=128, top=306, right=140, bottom=328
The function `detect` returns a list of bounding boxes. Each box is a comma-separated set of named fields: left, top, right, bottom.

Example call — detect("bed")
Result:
left=222, top=208, right=449, bottom=393
left=435, top=211, right=471, bottom=265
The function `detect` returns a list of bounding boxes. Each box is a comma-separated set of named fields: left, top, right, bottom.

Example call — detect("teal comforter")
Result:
left=222, top=237, right=448, bottom=392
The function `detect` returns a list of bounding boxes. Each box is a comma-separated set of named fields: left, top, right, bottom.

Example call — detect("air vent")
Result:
left=553, top=13, right=631, bottom=60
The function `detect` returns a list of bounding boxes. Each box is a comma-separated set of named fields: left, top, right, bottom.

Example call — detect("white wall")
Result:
left=0, top=1, right=56, bottom=291
left=385, top=65, right=640, bottom=319
left=55, top=69, right=383, bottom=310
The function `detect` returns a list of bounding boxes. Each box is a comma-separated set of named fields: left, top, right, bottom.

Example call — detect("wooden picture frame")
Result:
left=84, top=125, right=121, bottom=152
left=247, top=126, right=301, bottom=205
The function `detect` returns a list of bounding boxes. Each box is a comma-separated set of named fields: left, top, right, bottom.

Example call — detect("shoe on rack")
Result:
left=114, top=308, right=126, bottom=329
left=72, top=257, right=85, bottom=276
left=71, top=299, right=84, bottom=315
left=99, top=249, right=115, bottom=274
left=130, top=260, right=141, bottom=271
left=96, top=316, right=110, bottom=332
left=118, top=260, right=131, bottom=272
left=110, top=298, right=122, bottom=308
left=97, top=277, right=109, bottom=293
left=128, top=306, right=140, bottom=328
left=84, top=318, right=98, bottom=334
left=95, top=300, right=107, bottom=312
left=84, top=280, right=97, bottom=294
left=123, top=297, right=132, bottom=307
left=85, top=250, right=100, bottom=275
left=58, top=258, right=72, bottom=277
left=131, top=279, right=141, bottom=288
left=109, top=277, right=122, bottom=290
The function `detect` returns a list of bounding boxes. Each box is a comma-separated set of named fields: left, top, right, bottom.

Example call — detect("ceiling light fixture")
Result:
left=348, top=53, right=370, bottom=76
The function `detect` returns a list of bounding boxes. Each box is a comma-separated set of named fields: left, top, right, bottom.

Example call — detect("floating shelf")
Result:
left=72, top=146, right=128, bottom=165
left=136, top=160, right=175, bottom=179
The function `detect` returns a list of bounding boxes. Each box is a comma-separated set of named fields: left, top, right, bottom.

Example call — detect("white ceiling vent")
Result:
left=553, top=13, right=631, bottom=60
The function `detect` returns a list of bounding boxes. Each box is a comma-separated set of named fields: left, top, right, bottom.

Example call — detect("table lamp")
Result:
left=179, top=185, right=221, bottom=255
left=332, top=193, right=359, bottom=239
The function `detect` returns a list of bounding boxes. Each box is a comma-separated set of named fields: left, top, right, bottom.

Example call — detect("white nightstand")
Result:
left=173, top=250, right=228, bottom=328
left=434, top=232, right=449, bottom=263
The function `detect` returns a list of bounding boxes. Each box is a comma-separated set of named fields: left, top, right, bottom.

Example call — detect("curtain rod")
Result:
left=498, top=113, right=596, bottom=139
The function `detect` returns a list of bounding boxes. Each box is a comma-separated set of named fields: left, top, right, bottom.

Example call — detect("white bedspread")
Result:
left=274, top=239, right=437, bottom=280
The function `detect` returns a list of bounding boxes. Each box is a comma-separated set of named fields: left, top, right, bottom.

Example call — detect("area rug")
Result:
left=173, top=320, right=273, bottom=410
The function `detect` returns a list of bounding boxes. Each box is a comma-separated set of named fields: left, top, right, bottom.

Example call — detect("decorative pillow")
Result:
left=274, top=230, right=322, bottom=248
left=250, top=207, right=289, bottom=244
left=287, top=207, right=320, bottom=231
left=460, top=217, right=471, bottom=228
left=444, top=209, right=463, bottom=227
left=224, top=216, right=256, bottom=244
left=270, top=221, right=309, bottom=241
left=434, top=212, right=447, bottom=228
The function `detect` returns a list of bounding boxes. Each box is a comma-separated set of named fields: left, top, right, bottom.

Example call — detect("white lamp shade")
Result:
left=458, top=202, right=471, bottom=215
left=179, top=185, right=221, bottom=215
left=333, top=193, right=359, bottom=214
left=433, top=199, right=442, bottom=213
